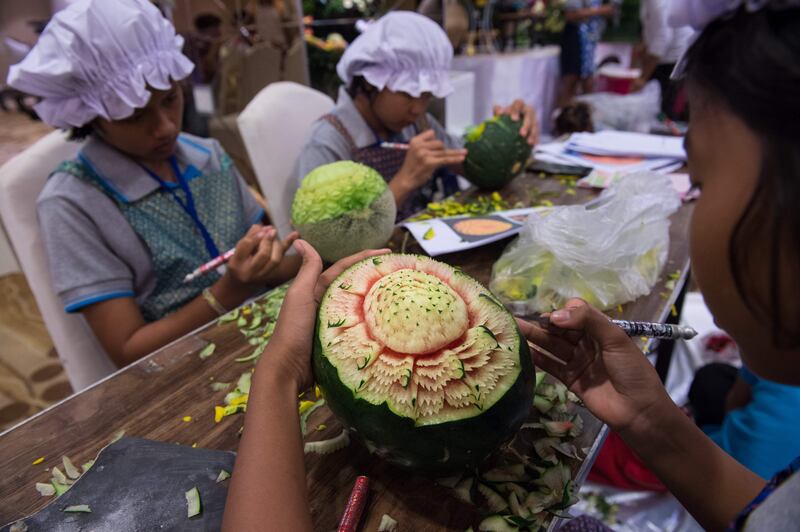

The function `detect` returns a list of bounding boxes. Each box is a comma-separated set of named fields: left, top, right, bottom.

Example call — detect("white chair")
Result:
left=237, top=81, right=334, bottom=237
left=0, top=130, right=116, bottom=392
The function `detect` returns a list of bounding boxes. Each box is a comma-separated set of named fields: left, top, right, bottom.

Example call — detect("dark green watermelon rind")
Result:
left=463, top=115, right=532, bottom=190
left=313, top=317, right=534, bottom=473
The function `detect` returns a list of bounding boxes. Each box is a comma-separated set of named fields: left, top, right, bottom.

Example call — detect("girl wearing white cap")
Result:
left=7, top=0, right=301, bottom=367
left=295, top=12, right=538, bottom=219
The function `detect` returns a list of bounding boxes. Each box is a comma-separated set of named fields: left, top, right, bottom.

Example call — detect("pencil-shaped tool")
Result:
left=379, top=141, right=409, bottom=150
left=337, top=475, right=370, bottom=532
left=183, top=248, right=235, bottom=283
left=536, top=316, right=698, bottom=340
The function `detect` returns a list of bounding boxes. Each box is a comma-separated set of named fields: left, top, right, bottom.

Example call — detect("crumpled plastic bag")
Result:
left=577, top=81, right=661, bottom=133
left=490, top=173, right=681, bottom=313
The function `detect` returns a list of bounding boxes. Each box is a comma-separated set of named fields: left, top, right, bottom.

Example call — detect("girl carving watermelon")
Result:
left=224, top=2, right=800, bottom=531
left=7, top=0, right=301, bottom=369
left=294, top=12, right=539, bottom=220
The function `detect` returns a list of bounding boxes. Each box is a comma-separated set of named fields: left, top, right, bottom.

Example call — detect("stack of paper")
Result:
left=566, top=131, right=686, bottom=160
left=535, top=131, right=686, bottom=176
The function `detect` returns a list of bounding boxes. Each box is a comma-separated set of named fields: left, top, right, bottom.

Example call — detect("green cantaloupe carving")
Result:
left=292, top=161, right=396, bottom=262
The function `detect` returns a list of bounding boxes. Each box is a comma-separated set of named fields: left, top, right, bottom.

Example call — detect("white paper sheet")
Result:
left=402, top=207, right=544, bottom=256
left=566, top=131, right=687, bottom=160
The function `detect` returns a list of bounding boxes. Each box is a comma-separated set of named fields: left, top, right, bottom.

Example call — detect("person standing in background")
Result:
left=632, top=0, right=693, bottom=119
left=184, top=14, right=224, bottom=85
left=557, top=0, right=616, bottom=107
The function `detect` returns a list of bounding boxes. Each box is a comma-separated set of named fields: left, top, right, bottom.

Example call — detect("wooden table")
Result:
left=0, top=172, right=692, bottom=530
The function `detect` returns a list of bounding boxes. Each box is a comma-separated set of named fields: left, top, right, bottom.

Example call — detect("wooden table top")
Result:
left=0, top=172, right=692, bottom=530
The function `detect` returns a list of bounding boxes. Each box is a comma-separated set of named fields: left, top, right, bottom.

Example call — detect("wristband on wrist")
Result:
left=202, top=287, right=228, bottom=316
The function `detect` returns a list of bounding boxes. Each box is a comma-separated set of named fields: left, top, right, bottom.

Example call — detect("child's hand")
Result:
left=517, top=299, right=673, bottom=434
left=395, top=129, right=468, bottom=191
left=262, top=242, right=391, bottom=392
left=493, top=99, right=540, bottom=145
left=226, top=225, right=300, bottom=288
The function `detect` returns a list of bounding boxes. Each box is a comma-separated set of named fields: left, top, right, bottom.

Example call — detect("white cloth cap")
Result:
left=336, top=12, right=454, bottom=98
left=669, top=0, right=800, bottom=29
left=668, top=0, right=800, bottom=78
left=7, top=0, right=194, bottom=129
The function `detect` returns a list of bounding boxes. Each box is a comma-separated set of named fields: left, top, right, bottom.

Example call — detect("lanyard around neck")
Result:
left=140, top=156, right=221, bottom=259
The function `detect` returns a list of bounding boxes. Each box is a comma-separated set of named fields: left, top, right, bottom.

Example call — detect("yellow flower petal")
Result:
left=298, top=400, right=316, bottom=415
left=32, top=457, right=45, bottom=465
left=214, top=406, right=225, bottom=423
left=182, top=416, right=192, bottom=423
left=229, top=394, right=249, bottom=407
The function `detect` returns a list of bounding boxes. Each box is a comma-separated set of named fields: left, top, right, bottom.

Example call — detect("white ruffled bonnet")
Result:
left=669, top=0, right=800, bottom=29
left=669, top=0, right=800, bottom=78
left=6, top=0, right=194, bottom=129
left=336, top=12, right=454, bottom=99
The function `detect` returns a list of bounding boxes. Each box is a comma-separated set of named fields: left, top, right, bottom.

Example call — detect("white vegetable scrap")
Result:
left=377, top=513, right=398, bottom=531
left=63, top=505, right=91, bottom=513
left=303, top=429, right=350, bottom=455
left=185, top=487, right=202, bottom=518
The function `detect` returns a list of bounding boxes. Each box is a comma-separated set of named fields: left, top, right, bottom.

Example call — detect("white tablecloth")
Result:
left=450, top=42, right=636, bottom=137
left=451, top=46, right=561, bottom=136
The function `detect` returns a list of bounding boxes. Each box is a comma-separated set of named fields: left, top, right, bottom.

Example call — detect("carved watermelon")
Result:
left=463, top=115, right=531, bottom=190
left=313, top=254, right=534, bottom=472
left=292, top=161, right=396, bottom=263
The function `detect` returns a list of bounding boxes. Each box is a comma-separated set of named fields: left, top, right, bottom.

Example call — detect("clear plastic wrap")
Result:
left=491, top=173, right=681, bottom=313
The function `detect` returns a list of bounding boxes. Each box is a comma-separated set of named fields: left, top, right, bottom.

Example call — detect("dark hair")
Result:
left=684, top=7, right=800, bottom=346
left=554, top=102, right=594, bottom=136
left=346, top=76, right=378, bottom=100
left=68, top=124, right=93, bottom=141
left=194, top=13, right=222, bottom=32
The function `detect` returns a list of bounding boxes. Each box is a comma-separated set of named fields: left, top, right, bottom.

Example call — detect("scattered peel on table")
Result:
left=235, top=342, right=266, bottom=363
left=303, top=429, right=350, bottom=455
left=217, top=308, right=240, bottom=323
left=185, top=486, right=202, bottom=518
left=62, top=456, right=80, bottom=480
left=408, top=193, right=520, bottom=221
left=9, top=521, right=27, bottom=532
left=213, top=371, right=255, bottom=422
left=63, top=504, right=91, bottom=513
left=34, top=454, right=98, bottom=500
left=216, top=470, right=231, bottom=483
left=210, top=381, right=231, bottom=392
left=35, top=482, right=55, bottom=496
left=51, top=466, right=68, bottom=485
left=299, top=399, right=325, bottom=436
left=445, top=371, right=584, bottom=529
left=377, top=513, right=398, bottom=531
left=198, top=343, right=216, bottom=360
left=298, top=400, right=316, bottom=415
left=214, top=404, right=246, bottom=423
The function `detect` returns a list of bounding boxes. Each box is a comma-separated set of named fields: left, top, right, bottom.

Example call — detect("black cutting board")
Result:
left=1, top=438, right=236, bottom=531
